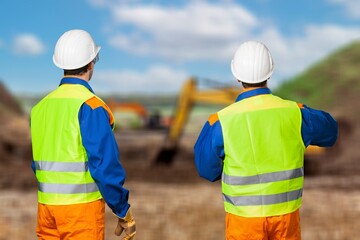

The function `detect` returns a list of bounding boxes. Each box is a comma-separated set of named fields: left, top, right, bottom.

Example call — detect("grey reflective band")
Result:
left=35, top=161, right=88, bottom=172
left=222, top=167, right=303, bottom=185
left=38, top=182, right=99, bottom=194
left=223, top=188, right=302, bottom=206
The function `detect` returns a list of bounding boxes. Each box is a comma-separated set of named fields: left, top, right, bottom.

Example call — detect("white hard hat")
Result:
left=231, top=41, right=274, bottom=84
left=53, top=29, right=101, bottom=70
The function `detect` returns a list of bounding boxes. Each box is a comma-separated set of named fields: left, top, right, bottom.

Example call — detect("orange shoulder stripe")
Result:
left=297, top=103, right=304, bottom=109
left=85, top=97, right=114, bottom=125
left=208, top=113, right=219, bottom=126
left=86, top=96, right=103, bottom=109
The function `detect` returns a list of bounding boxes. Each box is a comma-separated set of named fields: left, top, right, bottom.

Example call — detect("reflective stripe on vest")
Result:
left=223, top=188, right=303, bottom=206
left=31, top=84, right=113, bottom=205
left=38, top=182, right=99, bottom=194
left=218, top=94, right=305, bottom=217
left=35, top=161, right=88, bottom=172
left=222, top=167, right=304, bottom=185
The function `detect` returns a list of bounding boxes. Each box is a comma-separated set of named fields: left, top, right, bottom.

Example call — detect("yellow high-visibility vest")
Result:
left=31, top=84, right=111, bottom=205
left=218, top=94, right=305, bottom=217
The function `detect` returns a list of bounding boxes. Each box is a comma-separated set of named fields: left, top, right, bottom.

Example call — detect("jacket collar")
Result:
left=59, top=77, right=94, bottom=93
left=236, top=87, right=272, bottom=102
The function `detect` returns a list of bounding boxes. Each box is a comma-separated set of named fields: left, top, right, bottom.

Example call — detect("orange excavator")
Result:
left=106, top=99, right=149, bottom=130
left=106, top=99, right=164, bottom=130
left=107, top=100, right=148, bottom=119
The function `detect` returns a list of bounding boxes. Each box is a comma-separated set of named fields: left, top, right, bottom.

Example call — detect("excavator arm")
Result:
left=154, top=77, right=240, bottom=164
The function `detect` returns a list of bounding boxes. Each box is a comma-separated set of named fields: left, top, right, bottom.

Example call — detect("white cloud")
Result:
left=328, top=0, right=360, bottom=18
left=91, top=65, right=188, bottom=94
left=13, top=34, right=46, bottom=55
left=106, top=1, right=258, bottom=61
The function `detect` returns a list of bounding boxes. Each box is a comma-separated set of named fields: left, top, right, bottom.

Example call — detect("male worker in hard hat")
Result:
left=194, top=40, right=338, bottom=239
left=30, top=29, right=136, bottom=240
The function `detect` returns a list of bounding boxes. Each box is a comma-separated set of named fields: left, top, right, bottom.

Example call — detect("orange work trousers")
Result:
left=36, top=199, right=105, bottom=240
left=226, top=209, right=301, bottom=240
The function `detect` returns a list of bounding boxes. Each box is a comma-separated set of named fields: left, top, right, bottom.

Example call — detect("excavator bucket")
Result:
left=154, top=146, right=178, bottom=165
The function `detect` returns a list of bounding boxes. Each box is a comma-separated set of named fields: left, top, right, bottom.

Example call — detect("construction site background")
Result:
left=0, top=85, right=359, bottom=240
left=1, top=41, right=360, bottom=239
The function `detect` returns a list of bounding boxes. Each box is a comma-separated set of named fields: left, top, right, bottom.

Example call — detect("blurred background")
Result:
left=1, top=0, right=360, bottom=239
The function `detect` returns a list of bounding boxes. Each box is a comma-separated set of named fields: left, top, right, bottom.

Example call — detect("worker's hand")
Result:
left=114, top=207, right=136, bottom=239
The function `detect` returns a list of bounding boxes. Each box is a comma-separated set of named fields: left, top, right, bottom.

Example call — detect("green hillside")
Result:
left=274, top=40, right=360, bottom=110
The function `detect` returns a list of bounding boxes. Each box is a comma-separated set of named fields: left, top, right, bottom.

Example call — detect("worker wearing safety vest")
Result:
left=30, top=29, right=136, bottom=240
left=194, top=41, right=338, bottom=239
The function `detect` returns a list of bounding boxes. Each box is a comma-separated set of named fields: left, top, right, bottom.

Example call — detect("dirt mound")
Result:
left=115, top=130, right=203, bottom=184
left=0, top=82, right=23, bottom=115
left=0, top=85, right=31, bottom=159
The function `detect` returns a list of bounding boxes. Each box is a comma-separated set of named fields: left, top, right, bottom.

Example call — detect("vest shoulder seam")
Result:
left=208, top=113, right=219, bottom=126
left=85, top=96, right=106, bottom=110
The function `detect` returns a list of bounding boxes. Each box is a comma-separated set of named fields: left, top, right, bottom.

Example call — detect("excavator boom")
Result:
left=154, top=77, right=240, bottom=164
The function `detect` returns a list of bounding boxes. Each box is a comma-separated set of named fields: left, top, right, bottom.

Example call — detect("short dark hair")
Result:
left=241, top=80, right=268, bottom=88
left=64, top=63, right=90, bottom=76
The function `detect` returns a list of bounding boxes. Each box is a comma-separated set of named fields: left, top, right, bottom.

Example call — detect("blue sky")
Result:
left=1, top=0, right=360, bottom=95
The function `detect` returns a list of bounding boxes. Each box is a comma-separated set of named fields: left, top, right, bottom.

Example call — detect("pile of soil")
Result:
left=0, top=81, right=33, bottom=189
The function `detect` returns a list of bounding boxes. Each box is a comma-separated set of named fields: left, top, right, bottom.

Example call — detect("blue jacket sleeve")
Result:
left=31, top=160, right=36, bottom=173
left=194, top=114, right=224, bottom=182
left=79, top=103, right=130, bottom=218
left=300, top=105, right=338, bottom=147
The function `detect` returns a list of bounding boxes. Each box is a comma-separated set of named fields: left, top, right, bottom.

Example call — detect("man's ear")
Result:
left=88, top=62, right=94, bottom=71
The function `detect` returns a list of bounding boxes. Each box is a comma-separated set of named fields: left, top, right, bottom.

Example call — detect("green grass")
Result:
left=274, top=40, right=360, bottom=110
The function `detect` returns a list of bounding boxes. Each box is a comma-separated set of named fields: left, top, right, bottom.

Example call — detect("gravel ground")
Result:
left=1, top=176, right=360, bottom=240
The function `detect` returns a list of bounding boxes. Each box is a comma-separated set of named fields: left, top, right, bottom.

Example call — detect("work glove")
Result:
left=114, top=207, right=136, bottom=240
